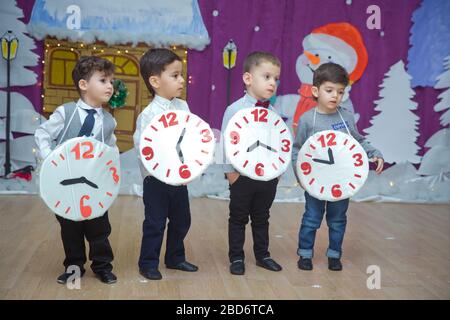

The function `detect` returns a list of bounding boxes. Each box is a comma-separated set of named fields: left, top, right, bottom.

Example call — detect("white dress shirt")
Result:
left=133, top=95, right=190, bottom=178
left=34, top=99, right=118, bottom=159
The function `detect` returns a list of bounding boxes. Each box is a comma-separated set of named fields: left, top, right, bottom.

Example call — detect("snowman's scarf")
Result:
left=293, top=84, right=317, bottom=133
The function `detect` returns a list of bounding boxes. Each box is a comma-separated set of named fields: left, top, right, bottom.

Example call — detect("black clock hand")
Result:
left=176, top=127, right=186, bottom=163
left=259, top=142, right=277, bottom=153
left=327, top=147, right=334, bottom=164
left=312, top=158, right=332, bottom=164
left=312, top=148, right=334, bottom=165
left=80, top=176, right=99, bottom=189
left=247, top=140, right=259, bottom=152
left=60, top=177, right=84, bottom=186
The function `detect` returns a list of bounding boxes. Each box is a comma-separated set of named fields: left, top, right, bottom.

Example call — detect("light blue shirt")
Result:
left=220, top=93, right=277, bottom=173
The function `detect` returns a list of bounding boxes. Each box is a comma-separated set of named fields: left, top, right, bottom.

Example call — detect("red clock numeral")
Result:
left=281, top=139, right=291, bottom=152
left=80, top=195, right=92, bottom=218
left=230, top=131, right=240, bottom=145
left=141, top=146, right=154, bottom=161
left=251, top=108, right=268, bottom=122
left=317, top=132, right=337, bottom=148
left=255, top=163, right=264, bottom=176
left=158, top=112, right=178, bottom=128
left=201, top=129, right=213, bottom=143
left=353, top=153, right=363, bottom=167
left=109, top=167, right=120, bottom=184
left=179, top=164, right=191, bottom=179
left=331, top=184, right=342, bottom=198
left=71, top=141, right=94, bottom=160
left=300, top=162, right=312, bottom=175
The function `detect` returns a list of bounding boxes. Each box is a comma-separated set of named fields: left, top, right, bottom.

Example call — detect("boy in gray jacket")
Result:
left=292, top=63, right=384, bottom=271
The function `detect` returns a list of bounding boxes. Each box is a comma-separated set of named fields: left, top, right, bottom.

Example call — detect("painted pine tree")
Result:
left=364, top=60, right=421, bottom=164
left=418, top=56, right=450, bottom=175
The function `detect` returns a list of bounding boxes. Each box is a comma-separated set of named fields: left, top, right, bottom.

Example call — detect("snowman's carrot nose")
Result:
left=304, top=51, right=320, bottom=65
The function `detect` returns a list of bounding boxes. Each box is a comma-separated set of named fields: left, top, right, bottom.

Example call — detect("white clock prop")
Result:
left=39, top=137, right=121, bottom=221
left=296, top=130, right=369, bottom=201
left=139, top=110, right=215, bottom=186
left=224, top=107, right=293, bottom=181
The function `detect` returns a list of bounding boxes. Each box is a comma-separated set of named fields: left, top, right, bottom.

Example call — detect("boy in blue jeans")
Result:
left=292, top=63, right=384, bottom=271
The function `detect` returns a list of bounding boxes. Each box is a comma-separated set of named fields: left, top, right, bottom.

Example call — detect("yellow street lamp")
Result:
left=1, top=30, right=19, bottom=177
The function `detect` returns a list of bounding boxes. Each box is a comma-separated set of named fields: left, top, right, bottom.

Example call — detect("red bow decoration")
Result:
left=255, top=100, right=270, bottom=108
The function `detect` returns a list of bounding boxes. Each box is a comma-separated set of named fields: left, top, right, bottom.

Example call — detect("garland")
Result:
left=109, top=79, right=128, bottom=108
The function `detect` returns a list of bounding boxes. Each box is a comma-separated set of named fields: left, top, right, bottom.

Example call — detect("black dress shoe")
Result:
left=166, top=261, right=198, bottom=272
left=140, top=268, right=162, bottom=280
left=96, top=271, right=117, bottom=284
left=56, top=270, right=85, bottom=284
left=328, top=258, right=343, bottom=271
left=230, top=261, right=245, bottom=275
left=298, top=257, right=313, bottom=270
left=256, top=258, right=282, bottom=272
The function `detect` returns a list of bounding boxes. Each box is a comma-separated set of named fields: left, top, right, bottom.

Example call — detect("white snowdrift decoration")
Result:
left=27, top=0, right=210, bottom=50
left=0, top=91, right=46, bottom=135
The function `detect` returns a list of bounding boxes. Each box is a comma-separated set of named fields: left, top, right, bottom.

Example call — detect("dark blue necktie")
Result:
left=78, top=109, right=96, bottom=137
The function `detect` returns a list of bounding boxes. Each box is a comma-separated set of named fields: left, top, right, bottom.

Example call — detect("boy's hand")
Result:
left=226, top=172, right=240, bottom=185
left=371, top=157, right=384, bottom=174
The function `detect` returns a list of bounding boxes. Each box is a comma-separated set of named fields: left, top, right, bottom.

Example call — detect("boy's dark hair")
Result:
left=243, top=51, right=281, bottom=73
left=139, top=48, right=182, bottom=96
left=72, top=56, right=115, bottom=94
left=312, top=62, right=349, bottom=88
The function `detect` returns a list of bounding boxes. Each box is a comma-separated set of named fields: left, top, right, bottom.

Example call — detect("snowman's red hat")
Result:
left=312, top=22, right=368, bottom=83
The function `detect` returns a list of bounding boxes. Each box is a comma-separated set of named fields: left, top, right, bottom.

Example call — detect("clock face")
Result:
left=39, top=137, right=121, bottom=221
left=296, top=130, right=369, bottom=201
left=139, top=110, right=215, bottom=186
left=224, top=107, right=293, bottom=181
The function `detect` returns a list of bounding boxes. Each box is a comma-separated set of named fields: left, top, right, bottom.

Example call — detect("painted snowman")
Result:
left=274, top=22, right=368, bottom=134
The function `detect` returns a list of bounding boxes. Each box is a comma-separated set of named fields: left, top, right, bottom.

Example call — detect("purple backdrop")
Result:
left=15, top=0, right=443, bottom=158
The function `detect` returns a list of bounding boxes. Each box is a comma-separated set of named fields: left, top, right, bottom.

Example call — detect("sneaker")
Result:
left=297, top=257, right=313, bottom=270
left=328, top=258, right=342, bottom=271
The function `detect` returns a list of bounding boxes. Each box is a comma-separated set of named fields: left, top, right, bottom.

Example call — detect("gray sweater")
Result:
left=292, top=107, right=383, bottom=176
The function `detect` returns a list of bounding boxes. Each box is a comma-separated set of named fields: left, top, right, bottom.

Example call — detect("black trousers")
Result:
left=55, top=212, right=114, bottom=274
left=228, top=175, right=278, bottom=262
left=138, top=176, right=191, bottom=270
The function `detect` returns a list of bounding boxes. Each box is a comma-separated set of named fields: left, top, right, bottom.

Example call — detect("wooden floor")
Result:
left=0, top=195, right=449, bottom=300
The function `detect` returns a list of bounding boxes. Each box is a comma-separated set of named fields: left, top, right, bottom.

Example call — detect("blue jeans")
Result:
left=297, top=192, right=349, bottom=259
